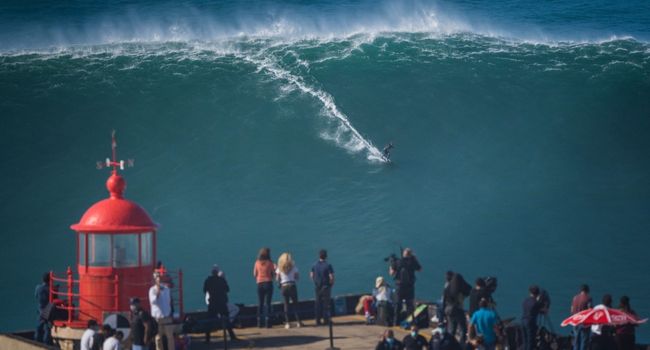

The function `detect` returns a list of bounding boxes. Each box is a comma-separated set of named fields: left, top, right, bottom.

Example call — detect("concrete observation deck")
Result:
left=193, top=315, right=409, bottom=350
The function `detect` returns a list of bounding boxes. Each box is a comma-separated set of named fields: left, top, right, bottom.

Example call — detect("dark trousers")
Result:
left=522, top=322, right=538, bottom=350
left=393, top=286, right=414, bottom=325
left=446, top=307, right=467, bottom=344
left=34, top=317, right=51, bottom=345
left=206, top=302, right=236, bottom=342
left=281, top=283, right=300, bottom=323
left=257, top=281, right=274, bottom=326
left=314, top=285, right=331, bottom=324
left=616, top=333, right=635, bottom=350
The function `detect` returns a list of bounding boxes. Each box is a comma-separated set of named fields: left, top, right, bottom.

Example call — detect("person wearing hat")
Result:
left=129, top=297, right=154, bottom=350
left=372, top=276, right=393, bottom=326
left=149, top=271, right=174, bottom=350
left=203, top=264, right=238, bottom=342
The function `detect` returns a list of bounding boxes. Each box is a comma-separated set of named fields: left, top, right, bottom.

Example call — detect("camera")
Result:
left=384, top=253, right=400, bottom=271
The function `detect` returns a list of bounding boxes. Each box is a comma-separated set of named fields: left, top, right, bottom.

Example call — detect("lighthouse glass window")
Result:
left=88, top=234, right=111, bottom=266
left=113, top=234, right=138, bottom=267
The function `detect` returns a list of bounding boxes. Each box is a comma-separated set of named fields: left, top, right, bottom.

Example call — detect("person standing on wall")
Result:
left=389, top=248, right=421, bottom=325
left=149, top=271, right=175, bottom=350
left=310, top=249, right=335, bottom=326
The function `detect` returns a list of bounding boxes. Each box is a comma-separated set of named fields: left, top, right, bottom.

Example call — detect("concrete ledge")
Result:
left=0, top=334, right=57, bottom=350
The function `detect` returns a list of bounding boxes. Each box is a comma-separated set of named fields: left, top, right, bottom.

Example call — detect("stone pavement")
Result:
left=188, top=315, right=418, bottom=350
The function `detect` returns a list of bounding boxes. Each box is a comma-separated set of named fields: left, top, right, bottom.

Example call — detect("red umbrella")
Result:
left=561, top=304, right=647, bottom=327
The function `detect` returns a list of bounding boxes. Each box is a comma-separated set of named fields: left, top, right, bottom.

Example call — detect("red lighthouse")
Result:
left=50, top=132, right=182, bottom=348
left=70, top=135, right=159, bottom=323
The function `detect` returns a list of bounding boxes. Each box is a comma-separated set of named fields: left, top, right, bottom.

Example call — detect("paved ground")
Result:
left=188, top=315, right=417, bottom=350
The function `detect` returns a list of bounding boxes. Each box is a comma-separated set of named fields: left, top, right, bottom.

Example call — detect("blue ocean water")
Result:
left=1, top=0, right=649, bottom=342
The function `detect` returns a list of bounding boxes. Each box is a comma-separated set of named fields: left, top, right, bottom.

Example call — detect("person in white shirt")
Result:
left=149, top=271, right=175, bottom=350
left=276, top=252, right=303, bottom=329
left=80, top=319, right=98, bottom=350
left=102, top=330, right=123, bottom=350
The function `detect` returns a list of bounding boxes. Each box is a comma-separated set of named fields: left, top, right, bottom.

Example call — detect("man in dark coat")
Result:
left=203, top=265, right=238, bottom=342
left=390, top=248, right=421, bottom=325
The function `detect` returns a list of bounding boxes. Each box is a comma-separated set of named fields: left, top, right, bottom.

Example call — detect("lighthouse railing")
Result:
left=49, top=268, right=120, bottom=326
left=48, top=267, right=183, bottom=326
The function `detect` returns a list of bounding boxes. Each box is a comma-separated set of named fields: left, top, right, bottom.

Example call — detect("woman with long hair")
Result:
left=616, top=296, right=637, bottom=350
left=276, top=252, right=303, bottom=329
left=253, top=247, right=275, bottom=328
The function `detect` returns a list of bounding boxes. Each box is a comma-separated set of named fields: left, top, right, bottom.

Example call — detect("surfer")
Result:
left=382, top=142, right=394, bottom=160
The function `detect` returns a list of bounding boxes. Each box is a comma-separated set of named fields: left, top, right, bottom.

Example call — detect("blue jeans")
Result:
left=257, top=282, right=274, bottom=326
left=34, top=317, right=51, bottom=344
left=573, top=326, right=590, bottom=350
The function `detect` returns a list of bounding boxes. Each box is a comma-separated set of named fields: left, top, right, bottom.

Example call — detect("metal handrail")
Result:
left=49, top=266, right=184, bottom=324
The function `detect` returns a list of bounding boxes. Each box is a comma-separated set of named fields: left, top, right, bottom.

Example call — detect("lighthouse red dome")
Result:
left=71, top=173, right=158, bottom=233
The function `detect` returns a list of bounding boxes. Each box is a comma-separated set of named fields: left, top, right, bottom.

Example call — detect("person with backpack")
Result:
left=389, top=248, right=421, bottom=326
left=204, top=265, right=239, bottom=342
left=129, top=297, right=155, bottom=350
left=310, top=249, right=335, bottom=325
left=442, top=271, right=470, bottom=344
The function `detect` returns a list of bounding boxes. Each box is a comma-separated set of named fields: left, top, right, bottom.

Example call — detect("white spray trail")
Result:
left=242, top=54, right=386, bottom=162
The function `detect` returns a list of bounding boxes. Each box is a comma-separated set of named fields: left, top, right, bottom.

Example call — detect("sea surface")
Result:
left=1, top=0, right=649, bottom=341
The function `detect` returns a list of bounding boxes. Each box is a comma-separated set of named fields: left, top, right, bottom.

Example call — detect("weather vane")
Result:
left=96, top=130, right=135, bottom=171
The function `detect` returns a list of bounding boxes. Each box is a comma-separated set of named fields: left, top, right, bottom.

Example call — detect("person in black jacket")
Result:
left=402, top=325, right=428, bottom=350
left=389, top=248, right=421, bottom=325
left=430, top=327, right=462, bottom=350
left=204, top=265, right=238, bottom=342
left=376, top=329, right=404, bottom=350
left=468, top=278, right=491, bottom=317
left=522, top=285, right=543, bottom=350
left=129, top=297, right=154, bottom=350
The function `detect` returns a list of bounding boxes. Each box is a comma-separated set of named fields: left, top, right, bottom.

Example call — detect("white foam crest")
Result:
left=241, top=53, right=385, bottom=162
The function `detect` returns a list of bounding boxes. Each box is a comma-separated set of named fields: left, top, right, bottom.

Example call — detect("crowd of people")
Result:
left=34, top=247, right=641, bottom=350
left=365, top=248, right=641, bottom=350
